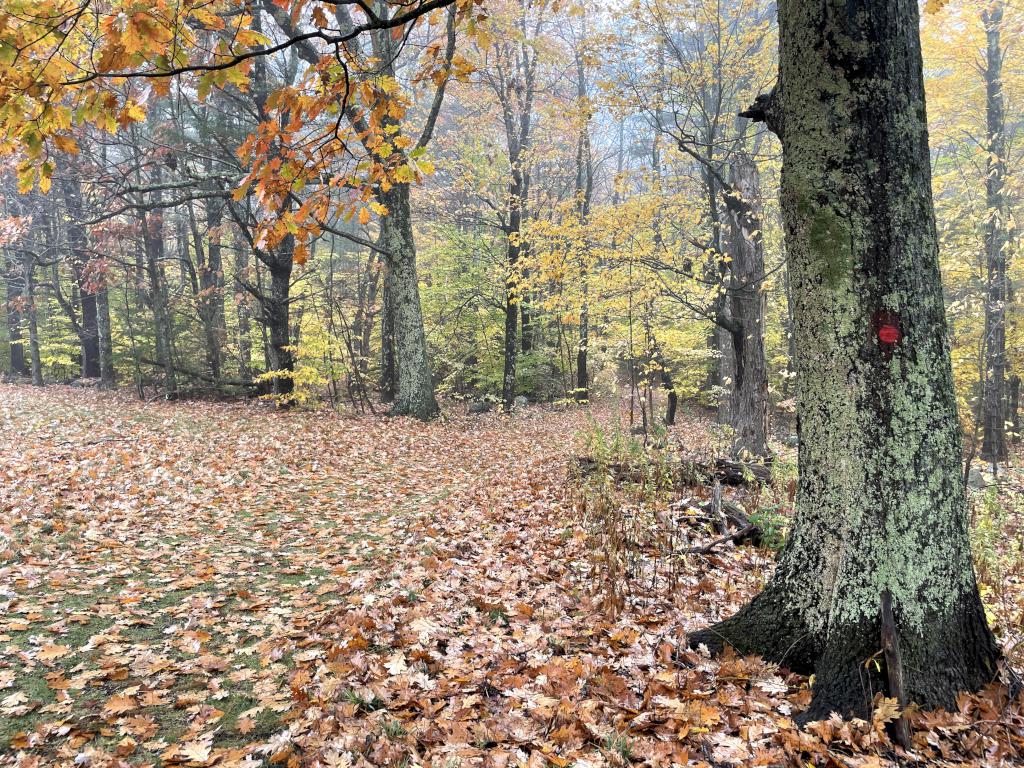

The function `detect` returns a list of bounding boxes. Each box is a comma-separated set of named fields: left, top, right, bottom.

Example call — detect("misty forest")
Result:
left=0, top=0, right=1023, bottom=766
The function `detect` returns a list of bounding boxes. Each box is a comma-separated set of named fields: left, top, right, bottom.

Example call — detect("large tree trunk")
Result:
left=689, top=0, right=999, bottom=722
left=378, top=183, right=438, bottom=419
left=723, top=156, right=770, bottom=459
left=980, top=1, right=1009, bottom=465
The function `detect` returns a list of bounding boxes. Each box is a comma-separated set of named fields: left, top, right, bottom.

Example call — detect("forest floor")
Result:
left=0, top=384, right=1022, bottom=768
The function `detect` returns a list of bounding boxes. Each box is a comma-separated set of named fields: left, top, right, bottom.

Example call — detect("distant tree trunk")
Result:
left=703, top=168, right=728, bottom=398
left=59, top=175, right=101, bottom=379
left=140, top=207, right=177, bottom=397
left=574, top=45, right=593, bottom=404
left=353, top=247, right=381, bottom=373
left=715, top=300, right=736, bottom=424
left=502, top=162, right=527, bottom=410
left=723, top=156, right=770, bottom=458
left=981, top=0, right=1008, bottom=465
left=576, top=299, right=589, bottom=401
left=520, top=291, right=533, bottom=354
left=265, top=235, right=295, bottom=398
left=781, top=260, right=797, bottom=398
left=690, top=0, right=999, bottom=722
left=377, top=183, right=439, bottom=419
left=236, top=243, right=253, bottom=381
left=4, top=252, right=26, bottom=376
left=96, top=284, right=115, bottom=388
left=23, top=245, right=42, bottom=386
left=493, top=23, right=539, bottom=411
left=1009, top=374, right=1021, bottom=444
left=651, top=343, right=677, bottom=426
left=379, top=247, right=396, bottom=404
left=192, top=190, right=226, bottom=384
left=138, top=166, right=177, bottom=398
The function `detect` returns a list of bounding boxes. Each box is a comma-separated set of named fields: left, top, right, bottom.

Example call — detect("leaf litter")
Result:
left=0, top=385, right=1021, bottom=768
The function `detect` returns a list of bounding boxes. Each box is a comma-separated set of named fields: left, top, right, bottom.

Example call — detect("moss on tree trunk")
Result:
left=378, top=183, right=439, bottom=421
left=689, top=0, right=1000, bottom=721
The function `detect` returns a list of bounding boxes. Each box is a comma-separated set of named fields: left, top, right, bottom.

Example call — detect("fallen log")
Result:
left=571, top=455, right=771, bottom=489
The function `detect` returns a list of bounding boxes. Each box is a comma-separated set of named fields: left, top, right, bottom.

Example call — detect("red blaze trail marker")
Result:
left=872, top=310, right=902, bottom=359
left=878, top=324, right=901, bottom=345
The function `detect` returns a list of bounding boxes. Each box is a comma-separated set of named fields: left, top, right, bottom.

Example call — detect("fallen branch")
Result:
left=880, top=590, right=913, bottom=749
left=682, top=523, right=757, bottom=554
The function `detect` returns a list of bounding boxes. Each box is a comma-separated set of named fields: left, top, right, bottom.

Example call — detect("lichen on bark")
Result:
left=689, top=0, right=1000, bottom=721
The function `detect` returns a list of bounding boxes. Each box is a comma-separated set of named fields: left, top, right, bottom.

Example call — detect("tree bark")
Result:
left=980, top=0, right=1009, bottom=465
left=96, top=283, right=115, bottom=388
left=377, top=183, right=439, bottom=419
left=379, top=242, right=396, bottom=404
left=502, top=164, right=527, bottom=410
left=59, top=175, right=101, bottom=379
left=723, top=156, right=770, bottom=458
left=23, top=244, right=42, bottom=386
left=690, top=0, right=999, bottom=722
left=573, top=44, right=593, bottom=404
left=265, top=236, right=295, bottom=398
left=1008, top=374, right=1020, bottom=444
left=140, top=204, right=177, bottom=398
left=236, top=241, right=253, bottom=382
left=4, top=251, right=26, bottom=376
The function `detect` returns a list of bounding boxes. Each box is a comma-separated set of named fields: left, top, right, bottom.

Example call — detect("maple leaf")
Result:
left=384, top=651, right=407, bottom=675
left=103, top=694, right=137, bottom=715
left=36, top=644, right=70, bottom=661
left=177, top=739, right=213, bottom=765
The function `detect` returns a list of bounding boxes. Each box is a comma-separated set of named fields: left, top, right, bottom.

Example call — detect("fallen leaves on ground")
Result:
left=0, top=385, right=1021, bottom=768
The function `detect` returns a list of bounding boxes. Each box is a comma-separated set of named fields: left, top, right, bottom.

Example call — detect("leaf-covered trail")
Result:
left=0, top=385, right=581, bottom=764
left=1, top=386, right=1021, bottom=768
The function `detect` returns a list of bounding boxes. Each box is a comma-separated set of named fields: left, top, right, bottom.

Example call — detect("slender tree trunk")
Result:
left=981, top=0, right=1008, bottom=464
left=576, top=299, right=589, bottom=401
left=502, top=165, right=526, bottom=410
left=354, top=248, right=381, bottom=373
left=520, top=290, right=533, bottom=354
left=141, top=211, right=177, bottom=398
left=378, top=183, right=438, bottom=419
left=96, top=284, right=115, bottom=388
left=266, top=237, right=295, bottom=398
left=1008, top=374, right=1020, bottom=444
left=380, top=246, right=396, bottom=404
left=574, top=46, right=593, bottom=404
left=236, top=243, right=253, bottom=381
left=196, top=177, right=227, bottom=384
left=690, top=0, right=999, bottom=721
left=60, top=176, right=101, bottom=379
left=723, top=156, right=770, bottom=458
left=781, top=259, right=797, bottom=399
left=4, top=252, right=26, bottom=376
left=23, top=247, right=42, bottom=386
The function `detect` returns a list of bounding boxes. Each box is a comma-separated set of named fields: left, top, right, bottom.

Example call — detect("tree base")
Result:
left=689, top=587, right=1000, bottom=723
